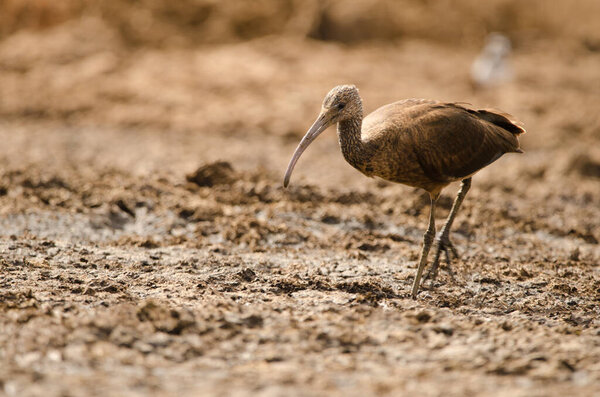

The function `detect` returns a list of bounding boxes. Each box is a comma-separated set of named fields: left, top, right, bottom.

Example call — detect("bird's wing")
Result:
left=364, top=101, right=524, bottom=183
left=411, top=103, right=523, bottom=181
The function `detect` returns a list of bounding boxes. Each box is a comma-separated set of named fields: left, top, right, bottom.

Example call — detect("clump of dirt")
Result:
left=186, top=161, right=237, bottom=187
left=335, top=279, right=397, bottom=300
left=137, top=300, right=196, bottom=335
left=566, top=153, right=600, bottom=178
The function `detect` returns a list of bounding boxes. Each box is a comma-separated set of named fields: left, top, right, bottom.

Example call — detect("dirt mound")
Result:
left=186, top=161, right=237, bottom=187
left=565, top=153, right=600, bottom=178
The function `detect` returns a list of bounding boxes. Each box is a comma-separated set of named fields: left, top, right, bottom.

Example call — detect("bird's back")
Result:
left=361, top=99, right=525, bottom=194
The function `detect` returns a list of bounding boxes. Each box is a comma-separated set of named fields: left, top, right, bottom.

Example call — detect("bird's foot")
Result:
left=425, top=235, right=459, bottom=283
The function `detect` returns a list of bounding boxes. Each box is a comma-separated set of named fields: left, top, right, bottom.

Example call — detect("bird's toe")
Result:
left=425, top=237, right=460, bottom=284
left=438, top=236, right=460, bottom=260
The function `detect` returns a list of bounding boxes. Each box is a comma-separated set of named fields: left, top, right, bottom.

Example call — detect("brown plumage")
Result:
left=284, top=85, right=525, bottom=298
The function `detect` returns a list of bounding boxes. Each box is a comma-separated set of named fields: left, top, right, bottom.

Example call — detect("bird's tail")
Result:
left=476, top=109, right=526, bottom=136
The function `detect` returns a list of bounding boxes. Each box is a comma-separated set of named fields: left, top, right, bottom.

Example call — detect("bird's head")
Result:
left=283, top=85, right=362, bottom=187
left=321, top=84, right=362, bottom=123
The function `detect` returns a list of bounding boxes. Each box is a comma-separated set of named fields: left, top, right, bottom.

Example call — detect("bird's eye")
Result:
left=337, top=103, right=346, bottom=110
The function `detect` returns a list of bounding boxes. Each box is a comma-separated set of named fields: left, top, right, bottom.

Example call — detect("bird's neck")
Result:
left=337, top=114, right=368, bottom=171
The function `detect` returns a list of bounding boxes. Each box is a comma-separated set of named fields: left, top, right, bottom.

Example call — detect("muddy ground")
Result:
left=1, top=1, right=600, bottom=396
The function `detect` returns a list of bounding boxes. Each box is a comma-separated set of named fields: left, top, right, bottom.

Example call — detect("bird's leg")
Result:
left=427, top=177, right=472, bottom=282
left=411, top=195, right=437, bottom=299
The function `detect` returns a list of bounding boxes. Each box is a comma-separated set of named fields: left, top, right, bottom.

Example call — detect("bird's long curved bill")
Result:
left=283, top=114, right=329, bottom=187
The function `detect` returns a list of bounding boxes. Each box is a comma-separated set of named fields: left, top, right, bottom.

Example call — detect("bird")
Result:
left=283, top=85, right=525, bottom=299
left=470, top=32, right=512, bottom=88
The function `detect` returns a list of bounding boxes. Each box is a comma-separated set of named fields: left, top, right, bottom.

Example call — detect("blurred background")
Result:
left=0, top=0, right=599, bottom=188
